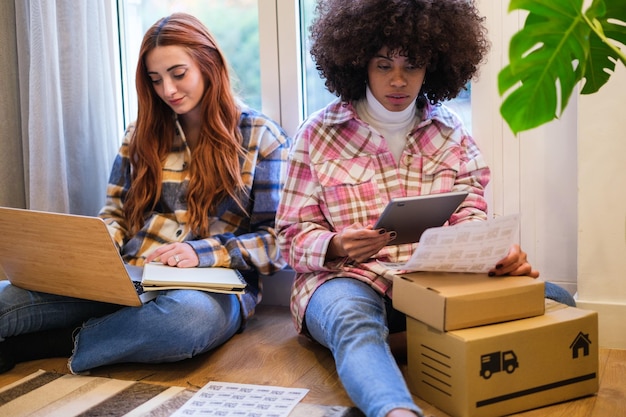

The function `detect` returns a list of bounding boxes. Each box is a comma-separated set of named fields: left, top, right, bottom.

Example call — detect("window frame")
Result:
left=258, top=1, right=303, bottom=137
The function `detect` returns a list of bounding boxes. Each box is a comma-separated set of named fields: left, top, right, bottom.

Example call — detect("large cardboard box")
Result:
left=406, top=301, right=599, bottom=417
left=393, top=272, right=545, bottom=331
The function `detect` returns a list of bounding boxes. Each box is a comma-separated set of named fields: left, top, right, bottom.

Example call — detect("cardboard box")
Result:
left=393, top=272, right=545, bottom=331
left=406, top=301, right=599, bottom=417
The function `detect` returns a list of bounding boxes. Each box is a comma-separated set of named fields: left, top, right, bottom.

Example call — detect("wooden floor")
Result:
left=0, top=304, right=624, bottom=417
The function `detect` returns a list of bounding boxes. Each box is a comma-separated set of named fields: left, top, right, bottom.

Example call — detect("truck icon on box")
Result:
left=480, top=350, right=518, bottom=379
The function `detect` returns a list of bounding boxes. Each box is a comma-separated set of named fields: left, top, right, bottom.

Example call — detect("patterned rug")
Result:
left=0, top=370, right=363, bottom=417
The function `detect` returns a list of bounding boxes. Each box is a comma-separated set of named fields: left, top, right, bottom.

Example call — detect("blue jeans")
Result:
left=304, top=279, right=576, bottom=417
left=305, top=278, right=423, bottom=417
left=0, top=281, right=242, bottom=374
left=544, top=281, right=576, bottom=306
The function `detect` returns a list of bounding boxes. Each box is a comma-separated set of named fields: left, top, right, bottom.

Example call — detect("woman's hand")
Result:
left=327, top=223, right=396, bottom=263
left=145, top=242, right=199, bottom=268
left=489, top=244, right=539, bottom=278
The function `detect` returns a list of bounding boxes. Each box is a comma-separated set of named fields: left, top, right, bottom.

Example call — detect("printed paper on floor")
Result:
left=170, top=381, right=309, bottom=417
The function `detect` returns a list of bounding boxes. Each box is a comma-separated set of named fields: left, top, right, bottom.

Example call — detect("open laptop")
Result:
left=0, top=207, right=156, bottom=306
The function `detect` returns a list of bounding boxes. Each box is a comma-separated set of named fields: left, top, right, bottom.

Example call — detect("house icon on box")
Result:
left=569, top=332, right=592, bottom=359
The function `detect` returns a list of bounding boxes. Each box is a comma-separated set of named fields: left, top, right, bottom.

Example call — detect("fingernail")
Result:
left=389, top=231, right=397, bottom=239
left=488, top=271, right=495, bottom=277
left=379, top=229, right=386, bottom=234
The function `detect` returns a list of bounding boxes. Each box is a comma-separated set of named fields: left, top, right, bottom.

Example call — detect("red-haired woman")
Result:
left=0, top=13, right=290, bottom=374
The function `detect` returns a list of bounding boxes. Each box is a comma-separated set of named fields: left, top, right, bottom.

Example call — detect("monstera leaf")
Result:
left=498, top=0, right=626, bottom=134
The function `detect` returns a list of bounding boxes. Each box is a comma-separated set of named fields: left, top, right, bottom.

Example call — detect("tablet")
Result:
left=374, top=191, right=468, bottom=245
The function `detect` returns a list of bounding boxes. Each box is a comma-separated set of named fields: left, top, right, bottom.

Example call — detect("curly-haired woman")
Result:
left=276, top=1, right=575, bottom=416
left=0, top=13, right=290, bottom=374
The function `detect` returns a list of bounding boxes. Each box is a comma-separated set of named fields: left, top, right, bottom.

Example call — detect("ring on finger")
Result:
left=174, top=255, right=180, bottom=264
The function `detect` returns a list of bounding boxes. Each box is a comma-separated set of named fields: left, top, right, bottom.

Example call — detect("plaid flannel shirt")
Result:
left=99, top=106, right=291, bottom=322
left=276, top=99, right=491, bottom=332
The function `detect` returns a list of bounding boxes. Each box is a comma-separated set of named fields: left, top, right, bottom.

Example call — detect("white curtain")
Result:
left=14, top=0, right=119, bottom=216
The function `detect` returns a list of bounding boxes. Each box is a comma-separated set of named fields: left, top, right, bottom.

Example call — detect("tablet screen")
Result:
left=374, top=191, right=468, bottom=245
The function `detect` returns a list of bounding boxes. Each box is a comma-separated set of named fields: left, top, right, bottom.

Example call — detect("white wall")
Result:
left=476, top=1, right=626, bottom=349
left=577, top=64, right=626, bottom=349
left=474, top=1, right=578, bottom=295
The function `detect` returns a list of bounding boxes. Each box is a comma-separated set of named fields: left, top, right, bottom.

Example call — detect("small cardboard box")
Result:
left=393, top=272, right=545, bottom=331
left=406, top=301, right=599, bottom=417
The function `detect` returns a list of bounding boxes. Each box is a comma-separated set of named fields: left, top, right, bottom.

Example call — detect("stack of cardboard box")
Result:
left=393, top=273, right=598, bottom=417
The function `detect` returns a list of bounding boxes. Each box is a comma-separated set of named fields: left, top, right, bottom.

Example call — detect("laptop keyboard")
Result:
left=132, top=280, right=146, bottom=295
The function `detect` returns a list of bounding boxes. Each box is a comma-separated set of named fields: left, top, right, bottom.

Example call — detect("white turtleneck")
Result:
left=355, top=85, right=418, bottom=163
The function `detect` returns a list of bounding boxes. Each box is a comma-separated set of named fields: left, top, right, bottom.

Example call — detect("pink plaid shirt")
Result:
left=276, top=99, right=490, bottom=332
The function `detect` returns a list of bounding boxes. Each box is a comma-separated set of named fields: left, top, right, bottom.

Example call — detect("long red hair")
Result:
left=125, top=13, right=245, bottom=237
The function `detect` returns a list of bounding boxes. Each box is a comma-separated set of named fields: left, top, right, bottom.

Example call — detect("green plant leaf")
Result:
left=581, top=0, right=626, bottom=94
left=499, top=0, right=591, bottom=134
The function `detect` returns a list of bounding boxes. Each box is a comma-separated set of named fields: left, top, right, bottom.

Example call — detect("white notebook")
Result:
left=141, top=263, right=247, bottom=294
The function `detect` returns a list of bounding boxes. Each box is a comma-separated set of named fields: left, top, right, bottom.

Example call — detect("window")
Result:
left=299, top=0, right=334, bottom=116
left=117, top=0, right=260, bottom=127
left=116, top=0, right=470, bottom=136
